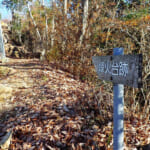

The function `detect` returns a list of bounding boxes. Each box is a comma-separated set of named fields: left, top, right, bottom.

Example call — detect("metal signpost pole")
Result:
left=113, top=47, right=124, bottom=150
left=92, top=47, right=142, bottom=149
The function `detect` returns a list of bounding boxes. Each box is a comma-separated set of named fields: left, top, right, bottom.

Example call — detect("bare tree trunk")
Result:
left=62, top=0, right=68, bottom=52
left=36, top=0, right=48, bottom=61
left=42, top=0, right=48, bottom=50
left=0, top=21, right=5, bottom=60
left=45, top=13, right=48, bottom=49
left=37, top=0, right=44, bottom=8
left=36, top=0, right=47, bottom=44
left=64, top=0, right=67, bottom=15
left=51, top=0, right=55, bottom=49
left=79, top=0, right=88, bottom=46
left=27, top=2, right=41, bottom=41
left=41, top=0, right=44, bottom=5
left=40, top=0, right=48, bottom=61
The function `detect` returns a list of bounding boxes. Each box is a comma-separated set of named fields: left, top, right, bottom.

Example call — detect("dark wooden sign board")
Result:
left=92, top=54, right=142, bottom=88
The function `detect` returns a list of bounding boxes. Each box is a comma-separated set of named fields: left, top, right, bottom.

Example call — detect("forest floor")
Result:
left=0, top=58, right=149, bottom=150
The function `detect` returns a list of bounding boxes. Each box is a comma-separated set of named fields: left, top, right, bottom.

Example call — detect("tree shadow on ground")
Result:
left=0, top=58, right=113, bottom=149
left=0, top=60, right=48, bottom=70
left=0, top=87, right=113, bottom=149
left=0, top=59, right=74, bottom=78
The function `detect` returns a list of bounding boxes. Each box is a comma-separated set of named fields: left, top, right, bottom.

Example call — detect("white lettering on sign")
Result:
left=98, top=61, right=129, bottom=77
left=105, top=61, right=111, bottom=74
left=119, top=62, right=128, bottom=77
left=98, top=62, right=105, bottom=73
left=112, top=62, right=119, bottom=76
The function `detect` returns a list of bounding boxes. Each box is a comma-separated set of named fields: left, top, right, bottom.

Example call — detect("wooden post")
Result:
left=113, top=47, right=124, bottom=150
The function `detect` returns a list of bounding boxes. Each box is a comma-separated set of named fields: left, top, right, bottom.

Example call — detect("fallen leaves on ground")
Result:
left=0, top=59, right=149, bottom=150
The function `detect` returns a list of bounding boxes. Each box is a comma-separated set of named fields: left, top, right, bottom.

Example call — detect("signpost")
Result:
left=92, top=47, right=142, bottom=150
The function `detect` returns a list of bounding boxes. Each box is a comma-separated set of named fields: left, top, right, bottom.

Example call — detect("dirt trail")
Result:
left=0, top=58, right=48, bottom=113
left=0, top=58, right=94, bottom=149
left=0, top=57, right=88, bottom=119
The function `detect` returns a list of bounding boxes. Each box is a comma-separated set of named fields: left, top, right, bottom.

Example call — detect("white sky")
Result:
left=0, top=0, right=12, bottom=20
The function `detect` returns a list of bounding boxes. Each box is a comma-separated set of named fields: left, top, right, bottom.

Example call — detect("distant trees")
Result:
left=79, top=0, right=88, bottom=45
left=1, top=0, right=149, bottom=59
left=27, top=2, right=41, bottom=41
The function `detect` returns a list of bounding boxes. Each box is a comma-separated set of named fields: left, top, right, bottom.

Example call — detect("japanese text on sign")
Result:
left=98, top=61, right=128, bottom=77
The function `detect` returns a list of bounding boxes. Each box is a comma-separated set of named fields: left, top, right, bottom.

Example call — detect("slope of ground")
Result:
left=2, top=22, right=34, bottom=59
left=0, top=58, right=149, bottom=150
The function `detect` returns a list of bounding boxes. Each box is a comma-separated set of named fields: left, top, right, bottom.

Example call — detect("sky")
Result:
left=0, top=0, right=51, bottom=20
left=0, top=0, right=12, bottom=20
left=0, top=0, right=133, bottom=20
